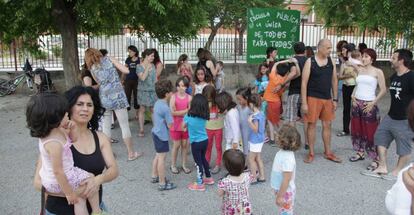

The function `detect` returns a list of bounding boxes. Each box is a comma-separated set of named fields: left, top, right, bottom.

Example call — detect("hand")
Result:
left=301, top=104, right=308, bottom=115
left=80, top=176, right=100, bottom=198
left=275, top=195, right=284, bottom=207
left=403, top=166, right=414, bottom=195
left=333, top=101, right=338, bottom=111
left=272, top=84, right=282, bottom=93
left=363, top=101, right=375, bottom=113
left=351, top=96, right=357, bottom=107
left=66, top=192, right=79, bottom=205
left=289, top=57, right=298, bottom=64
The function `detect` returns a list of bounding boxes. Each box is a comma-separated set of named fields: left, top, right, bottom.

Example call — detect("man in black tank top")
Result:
left=363, top=49, right=414, bottom=180
left=301, top=39, right=341, bottom=163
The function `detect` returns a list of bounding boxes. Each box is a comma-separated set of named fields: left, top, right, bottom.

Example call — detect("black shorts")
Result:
left=152, top=132, right=169, bottom=153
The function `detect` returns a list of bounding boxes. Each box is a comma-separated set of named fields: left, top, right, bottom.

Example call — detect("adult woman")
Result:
left=337, top=43, right=357, bottom=137
left=34, top=86, right=119, bottom=214
left=350, top=49, right=386, bottom=169
left=197, top=49, right=217, bottom=80
left=123, top=45, right=140, bottom=113
left=85, top=48, right=142, bottom=161
left=137, top=49, right=158, bottom=137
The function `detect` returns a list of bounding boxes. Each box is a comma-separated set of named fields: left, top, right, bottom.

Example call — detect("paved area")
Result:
left=0, top=91, right=410, bottom=215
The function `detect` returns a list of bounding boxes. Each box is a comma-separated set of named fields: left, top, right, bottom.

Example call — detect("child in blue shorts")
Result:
left=151, top=79, right=176, bottom=191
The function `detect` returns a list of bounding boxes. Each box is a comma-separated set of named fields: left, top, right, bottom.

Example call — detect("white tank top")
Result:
left=354, top=75, right=377, bottom=101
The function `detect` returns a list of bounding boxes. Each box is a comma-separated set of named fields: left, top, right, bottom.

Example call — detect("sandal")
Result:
left=170, top=166, right=180, bottom=174
left=349, top=153, right=365, bottom=162
left=367, top=161, right=379, bottom=171
left=110, top=138, right=119, bottom=144
left=127, top=151, right=143, bottom=161
left=151, top=176, right=159, bottom=184
left=361, top=169, right=387, bottom=178
left=324, top=153, right=342, bottom=163
left=303, top=153, right=314, bottom=163
left=182, top=166, right=191, bottom=174
left=138, top=131, right=144, bottom=137
left=158, top=182, right=177, bottom=191
left=257, top=178, right=266, bottom=183
left=336, top=131, right=349, bottom=137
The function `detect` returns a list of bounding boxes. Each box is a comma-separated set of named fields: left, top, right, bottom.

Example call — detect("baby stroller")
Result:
left=33, top=67, right=55, bottom=93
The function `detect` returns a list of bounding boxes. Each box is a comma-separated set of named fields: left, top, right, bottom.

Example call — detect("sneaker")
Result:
left=158, top=182, right=177, bottom=191
left=304, top=144, right=309, bottom=150
left=211, top=166, right=221, bottom=174
left=187, top=182, right=206, bottom=191
left=203, top=177, right=215, bottom=185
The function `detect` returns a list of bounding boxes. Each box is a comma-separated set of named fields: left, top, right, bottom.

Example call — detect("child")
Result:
left=216, top=91, right=241, bottom=151
left=263, top=60, right=292, bottom=146
left=215, top=61, right=225, bottom=93
left=183, top=94, right=215, bottom=191
left=26, top=93, right=103, bottom=215
left=271, top=125, right=301, bottom=215
left=247, top=94, right=266, bottom=184
left=176, top=54, right=194, bottom=95
left=151, top=79, right=176, bottom=191
left=193, top=66, right=212, bottom=95
left=203, top=85, right=224, bottom=174
left=169, top=77, right=192, bottom=174
left=236, top=87, right=252, bottom=155
left=218, top=149, right=254, bottom=215
left=254, top=63, right=270, bottom=96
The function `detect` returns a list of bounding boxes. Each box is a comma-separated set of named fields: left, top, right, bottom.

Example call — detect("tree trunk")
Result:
left=238, top=26, right=246, bottom=56
left=204, top=20, right=224, bottom=51
left=52, top=0, right=81, bottom=89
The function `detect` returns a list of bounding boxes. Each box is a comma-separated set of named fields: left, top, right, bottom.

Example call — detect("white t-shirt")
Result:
left=224, top=108, right=241, bottom=144
left=385, top=163, right=412, bottom=215
left=270, top=150, right=296, bottom=192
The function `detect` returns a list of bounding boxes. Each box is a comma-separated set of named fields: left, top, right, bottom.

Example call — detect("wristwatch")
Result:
left=333, top=98, right=338, bottom=102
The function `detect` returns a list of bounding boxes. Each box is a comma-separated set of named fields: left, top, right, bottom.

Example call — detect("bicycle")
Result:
left=0, top=58, right=35, bottom=97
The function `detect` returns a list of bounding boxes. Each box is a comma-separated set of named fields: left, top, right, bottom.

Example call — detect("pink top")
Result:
left=38, top=137, right=74, bottom=185
left=171, top=93, right=190, bottom=131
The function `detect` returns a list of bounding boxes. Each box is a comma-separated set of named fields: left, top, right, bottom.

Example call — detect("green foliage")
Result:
left=308, top=0, right=414, bottom=47
left=51, top=46, right=62, bottom=58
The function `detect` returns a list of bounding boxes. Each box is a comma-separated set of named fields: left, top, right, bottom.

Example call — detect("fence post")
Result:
left=87, top=32, right=91, bottom=48
left=13, top=39, right=18, bottom=72
left=362, top=28, right=366, bottom=44
left=234, top=23, right=237, bottom=63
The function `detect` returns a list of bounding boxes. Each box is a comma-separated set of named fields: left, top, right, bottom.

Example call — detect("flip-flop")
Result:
left=182, top=166, right=191, bottom=174
left=303, top=154, right=314, bottom=163
left=170, top=166, right=179, bottom=174
left=366, top=161, right=379, bottom=171
left=349, top=153, right=365, bottom=162
left=381, top=173, right=397, bottom=181
left=360, top=170, right=387, bottom=178
left=111, top=138, right=119, bottom=144
left=324, top=153, right=342, bottom=163
left=257, top=178, right=266, bottom=183
left=127, top=152, right=143, bottom=161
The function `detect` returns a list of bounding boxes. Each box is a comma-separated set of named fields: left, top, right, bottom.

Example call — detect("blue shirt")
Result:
left=151, top=99, right=173, bottom=141
left=184, top=115, right=208, bottom=143
left=248, top=111, right=266, bottom=144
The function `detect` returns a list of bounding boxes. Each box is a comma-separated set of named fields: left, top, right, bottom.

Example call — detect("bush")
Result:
left=51, top=46, right=62, bottom=58
left=32, top=50, right=48, bottom=60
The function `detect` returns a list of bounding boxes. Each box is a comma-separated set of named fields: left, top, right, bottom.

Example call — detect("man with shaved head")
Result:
left=301, top=39, right=341, bottom=163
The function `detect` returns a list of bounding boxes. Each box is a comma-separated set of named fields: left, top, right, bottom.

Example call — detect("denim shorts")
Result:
left=152, top=132, right=169, bottom=153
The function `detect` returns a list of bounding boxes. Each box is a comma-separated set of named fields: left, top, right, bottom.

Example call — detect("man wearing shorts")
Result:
left=301, top=39, right=341, bottom=163
left=364, top=49, right=414, bottom=180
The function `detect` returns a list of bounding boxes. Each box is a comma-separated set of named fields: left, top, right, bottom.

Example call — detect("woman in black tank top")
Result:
left=34, top=86, right=119, bottom=214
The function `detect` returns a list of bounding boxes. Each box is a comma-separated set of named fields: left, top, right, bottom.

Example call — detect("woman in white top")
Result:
left=349, top=49, right=386, bottom=171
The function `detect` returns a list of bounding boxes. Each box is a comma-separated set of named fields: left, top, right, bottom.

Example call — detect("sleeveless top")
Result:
left=307, top=56, right=334, bottom=99
left=46, top=130, right=105, bottom=214
left=194, top=82, right=208, bottom=95
left=171, top=93, right=190, bottom=131
left=354, top=75, right=378, bottom=101
left=39, top=137, right=74, bottom=186
left=91, top=57, right=129, bottom=110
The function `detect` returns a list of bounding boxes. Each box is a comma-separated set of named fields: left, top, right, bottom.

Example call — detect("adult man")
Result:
left=364, top=49, right=414, bottom=180
left=301, top=39, right=341, bottom=163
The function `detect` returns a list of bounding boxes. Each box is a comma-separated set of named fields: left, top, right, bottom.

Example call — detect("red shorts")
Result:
left=267, top=101, right=282, bottom=124
left=170, top=130, right=189, bottom=141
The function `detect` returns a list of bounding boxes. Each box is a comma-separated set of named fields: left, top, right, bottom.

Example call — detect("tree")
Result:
left=0, top=0, right=208, bottom=88
left=203, top=0, right=284, bottom=53
left=309, top=0, right=414, bottom=46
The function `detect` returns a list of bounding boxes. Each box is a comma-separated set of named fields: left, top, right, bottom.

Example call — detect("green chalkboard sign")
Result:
left=247, top=8, right=300, bottom=64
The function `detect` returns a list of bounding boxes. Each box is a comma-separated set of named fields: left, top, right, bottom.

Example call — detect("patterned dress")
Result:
left=218, top=173, right=254, bottom=215
left=136, top=64, right=157, bottom=107
left=91, top=57, right=129, bottom=110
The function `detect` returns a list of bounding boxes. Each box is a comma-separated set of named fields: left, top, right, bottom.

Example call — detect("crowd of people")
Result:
left=27, top=39, right=414, bottom=214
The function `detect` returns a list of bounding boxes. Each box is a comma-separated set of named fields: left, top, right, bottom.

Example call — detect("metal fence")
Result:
left=0, top=24, right=412, bottom=71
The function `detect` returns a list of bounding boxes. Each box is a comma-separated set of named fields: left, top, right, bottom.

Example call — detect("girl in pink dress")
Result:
left=26, top=93, right=103, bottom=215
left=170, top=76, right=192, bottom=174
